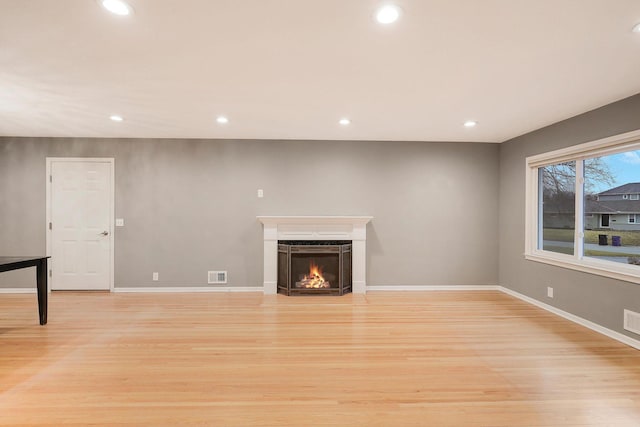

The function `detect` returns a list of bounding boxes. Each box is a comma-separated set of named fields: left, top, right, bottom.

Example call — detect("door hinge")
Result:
left=49, top=175, right=52, bottom=183
left=49, top=269, right=52, bottom=278
left=49, top=222, right=52, bottom=230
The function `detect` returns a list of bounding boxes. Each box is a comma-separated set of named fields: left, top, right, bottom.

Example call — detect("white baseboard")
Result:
left=112, top=286, right=262, bottom=293
left=120, top=285, right=498, bottom=294
left=0, top=288, right=37, bottom=294
left=367, top=285, right=500, bottom=291
left=3, top=282, right=637, bottom=351
left=498, top=286, right=640, bottom=351
left=366, top=284, right=640, bottom=351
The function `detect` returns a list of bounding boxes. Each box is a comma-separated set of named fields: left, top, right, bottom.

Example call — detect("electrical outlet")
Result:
left=257, top=189, right=264, bottom=198
left=115, top=218, right=124, bottom=227
left=153, top=272, right=159, bottom=281
left=547, top=286, right=554, bottom=298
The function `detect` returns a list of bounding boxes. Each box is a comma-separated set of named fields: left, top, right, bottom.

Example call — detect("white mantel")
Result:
left=257, top=216, right=373, bottom=295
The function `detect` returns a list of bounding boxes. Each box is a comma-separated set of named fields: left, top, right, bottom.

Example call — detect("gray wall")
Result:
left=1, top=138, right=499, bottom=288
left=499, top=93, right=640, bottom=339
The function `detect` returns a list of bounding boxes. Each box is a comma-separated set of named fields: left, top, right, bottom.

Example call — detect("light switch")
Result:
left=115, top=218, right=124, bottom=227
left=257, top=189, right=264, bottom=198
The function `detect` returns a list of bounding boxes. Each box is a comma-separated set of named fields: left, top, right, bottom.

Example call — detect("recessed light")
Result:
left=110, top=115, right=124, bottom=122
left=216, top=116, right=229, bottom=124
left=339, top=118, right=351, bottom=126
left=376, top=4, right=401, bottom=24
left=100, top=0, right=132, bottom=16
left=463, top=120, right=477, bottom=128
left=633, top=23, right=640, bottom=33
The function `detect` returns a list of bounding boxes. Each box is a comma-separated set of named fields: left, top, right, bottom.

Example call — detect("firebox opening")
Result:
left=292, top=254, right=337, bottom=289
left=277, top=240, right=352, bottom=296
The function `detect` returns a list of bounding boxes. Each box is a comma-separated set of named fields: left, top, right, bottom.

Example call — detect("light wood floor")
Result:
left=1, top=291, right=639, bottom=426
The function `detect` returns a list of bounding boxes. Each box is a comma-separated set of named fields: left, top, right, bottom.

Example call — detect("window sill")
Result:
left=524, top=252, right=640, bottom=285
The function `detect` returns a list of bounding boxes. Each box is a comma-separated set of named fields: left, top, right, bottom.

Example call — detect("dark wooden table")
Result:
left=0, top=256, right=50, bottom=325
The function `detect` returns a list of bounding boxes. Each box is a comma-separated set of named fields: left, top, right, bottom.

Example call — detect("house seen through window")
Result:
left=583, top=154, right=640, bottom=265
left=527, top=131, right=640, bottom=283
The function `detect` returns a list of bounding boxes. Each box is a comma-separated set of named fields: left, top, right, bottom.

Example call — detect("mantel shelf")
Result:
left=257, top=216, right=373, bottom=226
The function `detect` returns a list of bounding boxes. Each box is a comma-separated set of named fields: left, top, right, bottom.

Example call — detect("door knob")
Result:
left=100, top=231, right=109, bottom=236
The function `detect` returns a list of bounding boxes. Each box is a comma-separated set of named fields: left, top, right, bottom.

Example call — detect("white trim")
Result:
left=367, top=285, right=500, bottom=291
left=0, top=288, right=37, bottom=294
left=575, top=161, right=585, bottom=259
left=112, top=286, right=262, bottom=293
left=46, top=157, right=115, bottom=292
left=362, top=285, right=640, bottom=351
left=3, top=284, right=638, bottom=350
left=525, top=130, right=640, bottom=284
left=526, top=128, right=640, bottom=167
left=257, top=216, right=373, bottom=226
left=524, top=158, right=538, bottom=255
left=45, top=159, right=51, bottom=292
left=257, top=215, right=373, bottom=294
left=499, top=286, right=640, bottom=351
left=525, top=252, right=640, bottom=285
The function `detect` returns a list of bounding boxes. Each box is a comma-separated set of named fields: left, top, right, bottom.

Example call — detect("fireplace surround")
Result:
left=257, top=216, right=373, bottom=295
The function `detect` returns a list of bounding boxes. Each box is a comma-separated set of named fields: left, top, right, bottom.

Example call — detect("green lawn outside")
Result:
left=543, top=245, right=636, bottom=258
left=585, top=250, right=637, bottom=257
left=542, top=245, right=573, bottom=255
left=543, top=228, right=640, bottom=246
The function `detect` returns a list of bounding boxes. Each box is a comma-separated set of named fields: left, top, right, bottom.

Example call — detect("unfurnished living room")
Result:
left=1, top=1, right=640, bottom=426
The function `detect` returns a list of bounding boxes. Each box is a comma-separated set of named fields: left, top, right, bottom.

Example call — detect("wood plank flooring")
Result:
left=1, top=291, right=639, bottom=426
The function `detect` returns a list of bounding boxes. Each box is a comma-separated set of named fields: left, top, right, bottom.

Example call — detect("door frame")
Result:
left=45, top=157, right=115, bottom=292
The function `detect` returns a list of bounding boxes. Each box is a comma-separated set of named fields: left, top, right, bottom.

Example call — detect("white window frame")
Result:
left=630, top=214, right=638, bottom=224
left=623, top=194, right=629, bottom=199
left=525, top=129, right=640, bottom=285
left=631, top=194, right=639, bottom=200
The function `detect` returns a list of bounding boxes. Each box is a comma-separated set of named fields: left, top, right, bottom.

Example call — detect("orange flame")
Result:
left=297, top=261, right=330, bottom=289
left=309, top=262, right=322, bottom=278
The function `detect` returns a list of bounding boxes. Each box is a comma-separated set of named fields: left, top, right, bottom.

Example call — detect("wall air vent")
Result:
left=623, top=309, right=640, bottom=335
left=208, top=271, right=227, bottom=284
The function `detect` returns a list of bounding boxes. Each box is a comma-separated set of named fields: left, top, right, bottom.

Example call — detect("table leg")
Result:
left=36, top=259, right=48, bottom=325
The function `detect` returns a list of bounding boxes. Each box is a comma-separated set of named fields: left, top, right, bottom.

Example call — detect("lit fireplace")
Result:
left=278, top=241, right=352, bottom=296
left=296, top=262, right=330, bottom=289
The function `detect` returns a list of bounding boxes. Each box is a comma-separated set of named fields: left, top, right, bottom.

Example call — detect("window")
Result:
left=539, top=162, right=575, bottom=255
left=526, top=129, right=640, bottom=284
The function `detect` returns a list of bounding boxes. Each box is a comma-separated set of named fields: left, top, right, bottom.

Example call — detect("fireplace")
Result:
left=257, top=216, right=372, bottom=294
left=278, top=240, right=352, bottom=296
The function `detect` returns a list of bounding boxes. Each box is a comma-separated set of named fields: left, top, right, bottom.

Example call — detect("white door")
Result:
left=49, top=159, right=113, bottom=290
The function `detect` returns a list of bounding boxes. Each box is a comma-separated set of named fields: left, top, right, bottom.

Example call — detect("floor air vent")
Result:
left=623, top=310, right=640, bottom=335
left=208, top=271, right=227, bottom=284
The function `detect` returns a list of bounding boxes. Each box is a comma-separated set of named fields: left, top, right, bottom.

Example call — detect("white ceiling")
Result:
left=1, top=0, right=640, bottom=143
